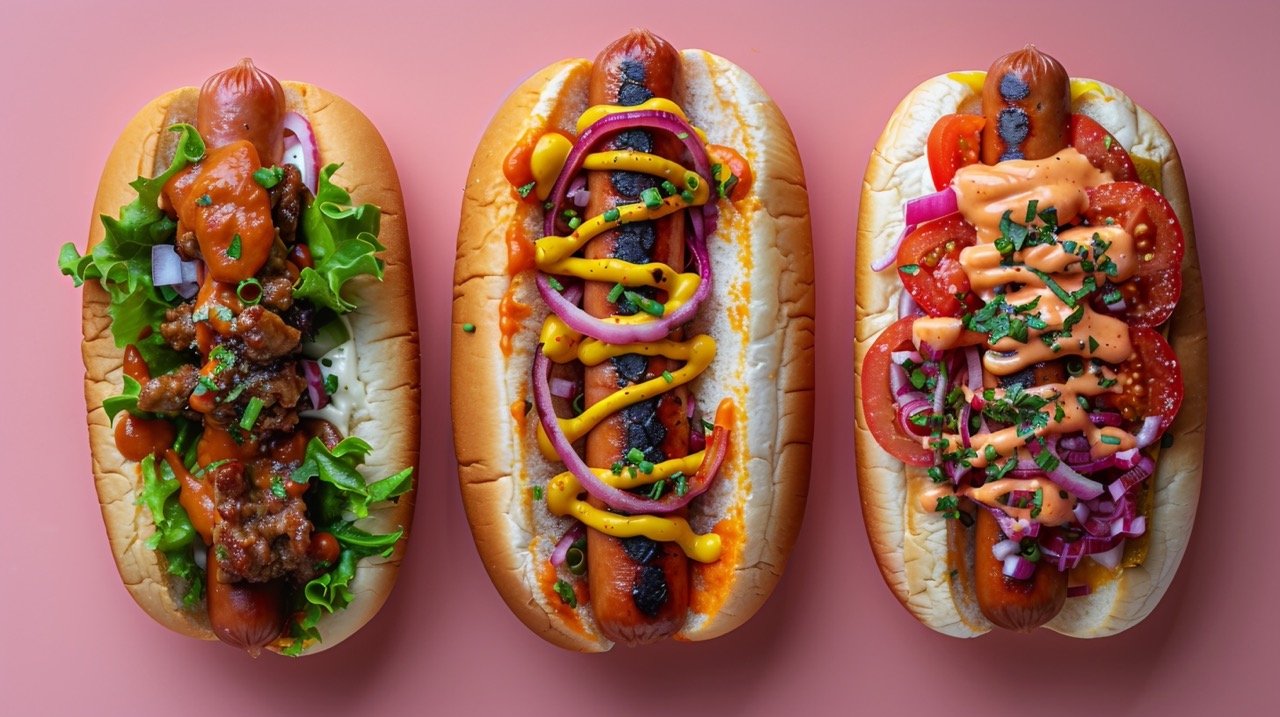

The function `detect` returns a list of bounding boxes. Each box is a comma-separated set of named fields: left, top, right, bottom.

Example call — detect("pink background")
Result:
left=3, top=0, right=1273, bottom=713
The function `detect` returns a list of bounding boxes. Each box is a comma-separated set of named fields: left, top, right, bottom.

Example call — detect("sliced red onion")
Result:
left=689, top=420, right=707, bottom=452
left=871, top=188, right=960, bottom=272
left=1067, top=584, right=1092, bottom=598
left=685, top=393, right=697, bottom=419
left=898, top=291, right=923, bottom=319
left=1027, top=439, right=1105, bottom=500
left=1113, top=448, right=1142, bottom=470
left=992, top=539, right=1021, bottom=561
left=1133, top=415, right=1162, bottom=449
left=550, top=523, right=585, bottom=567
left=1108, top=454, right=1156, bottom=501
left=1059, top=434, right=1089, bottom=452
left=533, top=346, right=724, bottom=514
left=958, top=401, right=973, bottom=448
left=1073, top=502, right=1090, bottom=526
left=963, top=347, right=982, bottom=392
left=302, top=359, right=328, bottom=410
left=1088, top=411, right=1123, bottom=427
left=1003, top=554, right=1035, bottom=580
left=1110, top=516, right=1146, bottom=539
left=282, top=111, right=319, bottom=193
left=898, top=398, right=933, bottom=437
left=549, top=377, right=575, bottom=400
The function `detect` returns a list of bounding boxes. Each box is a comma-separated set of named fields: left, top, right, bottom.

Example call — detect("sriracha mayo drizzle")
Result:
left=509, top=98, right=749, bottom=561
left=932, top=147, right=1142, bottom=516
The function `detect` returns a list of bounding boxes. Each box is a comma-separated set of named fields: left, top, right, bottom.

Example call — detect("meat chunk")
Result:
left=136, top=364, right=198, bottom=414
left=268, top=164, right=310, bottom=246
left=159, top=302, right=196, bottom=352
left=234, top=305, right=301, bottom=362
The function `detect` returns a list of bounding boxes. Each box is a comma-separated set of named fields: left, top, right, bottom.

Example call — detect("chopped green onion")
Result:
left=553, top=579, right=577, bottom=607
left=899, top=264, right=921, bottom=276
left=672, top=472, right=688, bottom=497
left=686, top=175, right=699, bottom=190
left=195, top=194, right=212, bottom=207
left=253, top=166, right=284, bottom=189
left=661, top=370, right=674, bottom=383
left=661, top=180, right=678, bottom=195
left=323, top=374, right=338, bottom=396
left=227, top=234, right=242, bottom=260
left=462, top=322, right=476, bottom=333
left=270, top=477, right=287, bottom=499
left=532, top=486, right=544, bottom=501
left=676, top=132, right=690, bottom=140
left=638, top=460, right=655, bottom=474
left=1100, top=434, right=1122, bottom=445
left=603, top=208, right=621, bottom=223
left=623, top=290, right=664, bottom=317
left=626, top=448, right=645, bottom=464
left=1088, top=336, right=1100, bottom=353
left=647, top=479, right=666, bottom=499
left=566, top=547, right=587, bottom=576
left=236, top=278, right=263, bottom=305
left=239, top=396, right=264, bottom=431
left=567, top=217, right=581, bottom=230
left=1025, top=200, right=1039, bottom=223
left=517, top=182, right=536, bottom=198
left=606, top=283, right=625, bottom=303
left=548, top=276, right=564, bottom=292
left=641, top=187, right=662, bottom=209
left=680, top=190, right=695, bottom=203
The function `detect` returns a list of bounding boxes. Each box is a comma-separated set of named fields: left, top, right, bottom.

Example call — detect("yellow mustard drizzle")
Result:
left=529, top=102, right=727, bottom=561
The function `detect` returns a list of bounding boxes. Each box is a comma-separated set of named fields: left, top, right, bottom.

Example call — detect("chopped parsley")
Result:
left=516, top=182, right=536, bottom=198
left=226, top=234, right=242, bottom=260
left=553, top=579, right=577, bottom=608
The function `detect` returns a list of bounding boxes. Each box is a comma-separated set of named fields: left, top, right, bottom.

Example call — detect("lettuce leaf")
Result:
left=294, top=164, right=386, bottom=313
left=138, top=453, right=196, bottom=552
left=282, top=437, right=412, bottom=655
left=59, top=124, right=206, bottom=347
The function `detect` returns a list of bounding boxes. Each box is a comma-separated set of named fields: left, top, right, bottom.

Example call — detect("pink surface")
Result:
left=3, top=0, right=1273, bottom=713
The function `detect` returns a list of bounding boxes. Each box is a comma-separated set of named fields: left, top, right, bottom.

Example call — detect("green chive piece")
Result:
left=566, top=547, right=587, bottom=576
left=239, top=396, right=264, bottom=431
left=626, top=448, right=645, bottom=464
left=548, top=276, right=564, bottom=292
left=641, top=187, right=663, bottom=209
left=553, top=579, right=576, bottom=607
left=532, top=486, right=544, bottom=501
left=567, top=217, right=581, bottom=230
left=661, top=180, right=678, bottom=196
left=899, top=264, right=921, bottom=276
left=253, top=166, right=284, bottom=189
left=517, top=182, right=536, bottom=198
left=661, top=370, right=674, bottom=384
left=606, top=283, right=625, bottom=303
left=1100, top=434, right=1122, bottom=445
left=236, top=278, right=263, bottom=305
left=603, top=208, right=621, bottom=223
left=462, top=323, right=476, bottom=333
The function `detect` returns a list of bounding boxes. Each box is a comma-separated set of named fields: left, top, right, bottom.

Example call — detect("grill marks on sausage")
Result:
left=997, top=108, right=1030, bottom=160
left=616, top=58, right=653, bottom=106
left=632, top=565, right=670, bottom=617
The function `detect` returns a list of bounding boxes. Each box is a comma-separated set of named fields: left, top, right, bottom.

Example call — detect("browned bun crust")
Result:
left=854, top=73, right=1206, bottom=637
left=80, top=81, right=419, bottom=655
left=453, top=50, right=813, bottom=651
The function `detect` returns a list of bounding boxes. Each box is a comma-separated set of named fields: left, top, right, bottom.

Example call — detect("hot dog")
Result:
left=855, top=46, right=1206, bottom=637
left=60, top=59, right=419, bottom=655
left=452, top=29, right=814, bottom=651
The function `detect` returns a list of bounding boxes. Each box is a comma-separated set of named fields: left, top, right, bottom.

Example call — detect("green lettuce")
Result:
left=282, top=437, right=413, bottom=655
left=138, top=453, right=204, bottom=607
left=293, top=163, right=387, bottom=313
left=58, top=124, right=205, bottom=347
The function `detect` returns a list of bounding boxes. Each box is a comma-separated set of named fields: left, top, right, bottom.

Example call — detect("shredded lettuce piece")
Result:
left=138, top=454, right=204, bottom=606
left=292, top=437, right=414, bottom=520
left=58, top=125, right=205, bottom=346
left=294, top=164, right=387, bottom=313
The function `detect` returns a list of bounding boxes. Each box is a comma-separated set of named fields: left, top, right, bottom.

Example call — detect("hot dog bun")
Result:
left=855, top=72, right=1206, bottom=637
left=80, top=81, right=419, bottom=654
left=453, top=50, right=814, bottom=651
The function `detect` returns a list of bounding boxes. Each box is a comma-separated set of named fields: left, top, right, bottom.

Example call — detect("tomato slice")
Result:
left=896, top=214, right=982, bottom=317
left=927, top=114, right=986, bottom=190
left=1069, top=114, right=1138, bottom=182
left=1084, top=182, right=1185, bottom=328
left=861, top=318, right=935, bottom=467
left=1097, top=328, right=1183, bottom=434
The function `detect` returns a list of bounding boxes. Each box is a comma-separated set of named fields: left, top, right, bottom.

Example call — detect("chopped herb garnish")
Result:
left=676, top=132, right=690, bottom=140
left=323, top=373, right=339, bottom=396
left=1100, top=434, right=1122, bottom=445
left=603, top=208, right=621, bottom=223
left=567, top=217, right=581, bottom=230
left=226, top=234, right=242, bottom=260
left=1088, top=336, right=1100, bottom=353
left=625, top=448, right=645, bottom=464
left=662, top=370, right=674, bottom=384
left=270, top=477, right=287, bottom=499
left=236, top=278, right=263, bottom=306
left=606, top=283, right=625, bottom=303
left=1104, top=134, right=1114, bottom=151
left=641, top=187, right=663, bottom=209
left=673, top=472, right=688, bottom=497
left=239, top=396, right=264, bottom=430
left=462, top=322, right=476, bottom=333
left=1025, top=199, right=1039, bottom=223
left=517, top=182, right=536, bottom=198
left=718, top=173, right=739, bottom=199
left=661, top=180, right=678, bottom=195
left=532, top=486, right=544, bottom=501
left=899, top=264, right=921, bottom=276
left=935, top=495, right=962, bottom=520
left=547, top=276, right=564, bottom=292
left=196, top=194, right=212, bottom=207
left=553, top=579, right=577, bottom=608
left=623, top=290, right=664, bottom=317
left=253, top=166, right=285, bottom=189
left=647, top=479, right=666, bottom=499
left=927, top=466, right=945, bottom=484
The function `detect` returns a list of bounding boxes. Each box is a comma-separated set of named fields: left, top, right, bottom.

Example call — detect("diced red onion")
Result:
left=992, top=539, right=1020, bottom=561
left=282, top=111, right=319, bottom=193
left=1091, top=539, right=1126, bottom=569
left=1108, top=454, right=1155, bottom=501
left=550, top=523, right=585, bottom=567
left=1041, top=533, right=1122, bottom=571
left=1059, top=434, right=1089, bottom=452
left=1088, top=411, right=1123, bottom=427
left=988, top=506, right=1039, bottom=541
left=1110, top=516, right=1146, bottom=539
left=533, top=346, right=724, bottom=514
left=1073, top=502, right=1090, bottom=526
left=151, top=244, right=198, bottom=298
left=302, top=359, right=328, bottom=410
left=685, top=393, right=697, bottom=419
left=1003, top=554, right=1035, bottom=580
left=549, top=377, right=575, bottom=400
left=1067, top=584, right=1092, bottom=598
left=1113, top=448, right=1142, bottom=470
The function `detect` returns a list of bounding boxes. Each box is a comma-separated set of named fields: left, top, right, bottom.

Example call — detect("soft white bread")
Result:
left=854, top=73, right=1206, bottom=637
left=453, top=50, right=814, bottom=651
left=80, top=81, right=419, bottom=655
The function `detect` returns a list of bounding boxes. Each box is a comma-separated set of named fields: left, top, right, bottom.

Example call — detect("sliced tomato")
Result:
left=1084, top=182, right=1185, bottom=328
left=927, top=114, right=986, bottom=189
left=861, top=318, right=934, bottom=467
left=1069, top=114, right=1138, bottom=182
left=896, top=214, right=982, bottom=317
left=1097, top=328, right=1183, bottom=434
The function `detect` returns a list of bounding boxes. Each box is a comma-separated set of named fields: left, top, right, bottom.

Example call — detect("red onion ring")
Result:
left=281, top=111, right=319, bottom=194
left=870, top=187, right=959, bottom=271
left=550, top=523, right=585, bottom=567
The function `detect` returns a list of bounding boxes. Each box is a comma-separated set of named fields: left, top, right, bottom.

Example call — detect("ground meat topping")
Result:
left=136, top=364, right=198, bottom=414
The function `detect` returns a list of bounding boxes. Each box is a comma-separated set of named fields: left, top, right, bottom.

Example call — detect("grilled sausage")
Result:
left=980, top=45, right=1070, bottom=164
